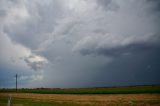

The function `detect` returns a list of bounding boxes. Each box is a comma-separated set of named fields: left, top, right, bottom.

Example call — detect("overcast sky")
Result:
left=0, top=0, right=160, bottom=88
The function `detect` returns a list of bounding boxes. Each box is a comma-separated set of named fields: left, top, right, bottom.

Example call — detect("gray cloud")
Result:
left=96, top=0, right=119, bottom=11
left=1, top=0, right=64, bottom=50
left=23, top=55, right=47, bottom=71
left=0, top=0, right=160, bottom=88
left=73, top=0, right=160, bottom=56
left=75, top=43, right=160, bottom=57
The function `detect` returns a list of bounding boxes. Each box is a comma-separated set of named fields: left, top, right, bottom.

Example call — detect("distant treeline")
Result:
left=0, top=85, right=160, bottom=94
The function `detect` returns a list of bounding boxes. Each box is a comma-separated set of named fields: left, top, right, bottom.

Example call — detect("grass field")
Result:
left=0, top=93, right=160, bottom=106
left=1, top=85, right=160, bottom=94
left=0, top=85, right=160, bottom=106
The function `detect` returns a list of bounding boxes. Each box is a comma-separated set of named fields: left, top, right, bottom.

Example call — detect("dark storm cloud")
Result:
left=147, top=0, right=160, bottom=11
left=73, top=0, right=160, bottom=57
left=0, top=0, right=160, bottom=88
left=77, top=42, right=160, bottom=57
left=90, top=48, right=160, bottom=87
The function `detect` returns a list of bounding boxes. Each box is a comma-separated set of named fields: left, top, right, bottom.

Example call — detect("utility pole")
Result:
left=15, top=74, right=18, bottom=92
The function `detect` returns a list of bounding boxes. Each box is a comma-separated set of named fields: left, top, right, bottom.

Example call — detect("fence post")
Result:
left=8, top=95, right=11, bottom=106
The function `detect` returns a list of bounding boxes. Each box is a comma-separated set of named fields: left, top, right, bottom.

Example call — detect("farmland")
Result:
left=0, top=85, right=160, bottom=106
left=0, top=93, right=160, bottom=106
left=1, top=85, right=160, bottom=94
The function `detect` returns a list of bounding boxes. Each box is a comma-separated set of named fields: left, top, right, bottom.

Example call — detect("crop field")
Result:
left=1, top=85, right=160, bottom=94
left=0, top=86, right=160, bottom=106
left=0, top=93, right=160, bottom=106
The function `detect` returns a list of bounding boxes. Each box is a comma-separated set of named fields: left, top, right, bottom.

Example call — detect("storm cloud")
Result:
left=0, top=0, right=160, bottom=88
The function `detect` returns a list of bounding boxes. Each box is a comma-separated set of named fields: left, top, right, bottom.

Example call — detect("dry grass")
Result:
left=0, top=93, right=160, bottom=106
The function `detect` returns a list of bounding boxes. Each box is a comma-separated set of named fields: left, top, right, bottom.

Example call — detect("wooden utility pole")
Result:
left=15, top=74, right=18, bottom=92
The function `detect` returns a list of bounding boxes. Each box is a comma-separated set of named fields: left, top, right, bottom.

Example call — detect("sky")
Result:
left=0, top=0, right=160, bottom=88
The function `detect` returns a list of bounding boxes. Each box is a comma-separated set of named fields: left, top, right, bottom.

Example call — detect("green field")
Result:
left=0, top=85, right=160, bottom=94
left=0, top=96, right=77, bottom=106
